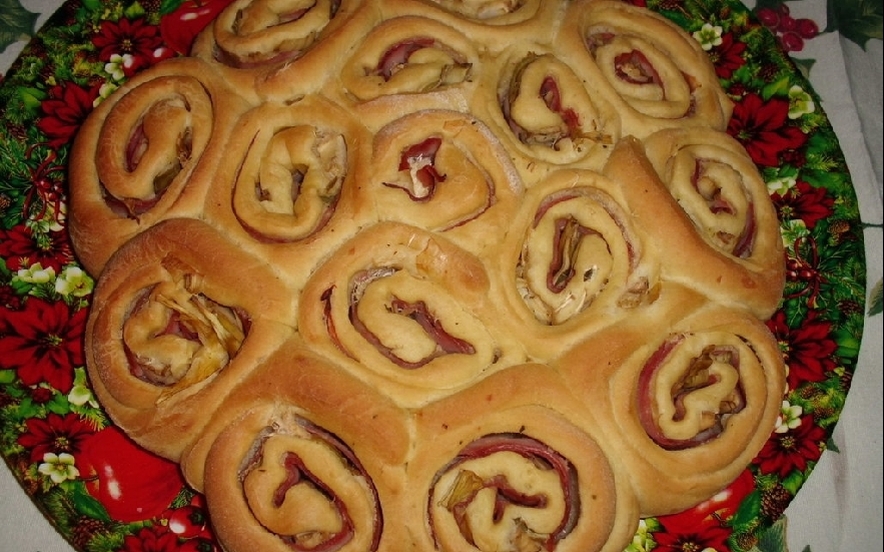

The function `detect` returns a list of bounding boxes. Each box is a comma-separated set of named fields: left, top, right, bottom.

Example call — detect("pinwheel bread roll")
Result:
left=554, top=297, right=786, bottom=516
left=180, top=338, right=411, bottom=552
left=367, top=110, right=524, bottom=258
left=298, top=221, right=527, bottom=408
left=556, top=0, right=733, bottom=138
left=84, top=218, right=296, bottom=460
left=641, top=126, right=786, bottom=316
left=407, top=363, right=640, bottom=552
left=201, top=94, right=375, bottom=293
left=471, top=41, right=621, bottom=180
left=486, top=166, right=662, bottom=361
left=68, top=57, right=249, bottom=276
left=189, top=0, right=371, bottom=101
left=329, top=12, right=481, bottom=126
left=602, top=135, right=785, bottom=318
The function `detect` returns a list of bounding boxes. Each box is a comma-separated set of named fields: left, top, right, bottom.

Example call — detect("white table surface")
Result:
left=1, top=1, right=881, bottom=551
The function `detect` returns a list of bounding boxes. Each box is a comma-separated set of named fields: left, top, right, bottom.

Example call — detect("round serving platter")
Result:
left=0, top=0, right=866, bottom=551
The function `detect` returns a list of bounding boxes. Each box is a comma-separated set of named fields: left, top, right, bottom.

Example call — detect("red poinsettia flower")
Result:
left=37, top=82, right=101, bottom=149
left=755, top=414, right=827, bottom=478
left=653, top=522, right=732, bottom=552
left=727, top=92, right=807, bottom=167
left=771, top=179, right=835, bottom=230
left=122, top=525, right=181, bottom=552
left=767, top=309, right=837, bottom=391
left=708, top=32, right=747, bottom=79
left=0, top=223, right=75, bottom=273
left=0, top=297, right=87, bottom=393
left=93, top=17, right=164, bottom=62
left=16, top=412, right=96, bottom=463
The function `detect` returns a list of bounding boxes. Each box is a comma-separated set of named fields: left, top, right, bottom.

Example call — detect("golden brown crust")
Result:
left=554, top=296, right=786, bottom=516
left=191, top=339, right=410, bottom=551
left=408, top=364, right=640, bottom=552
left=67, top=57, right=250, bottom=276
left=556, top=0, right=733, bottom=137
left=603, top=136, right=785, bottom=318
left=641, top=127, right=786, bottom=317
left=67, top=1, right=790, bottom=551
left=84, top=218, right=297, bottom=459
left=180, top=335, right=410, bottom=486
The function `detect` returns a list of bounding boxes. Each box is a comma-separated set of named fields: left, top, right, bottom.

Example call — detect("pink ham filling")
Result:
left=691, top=160, right=758, bottom=258
left=613, top=49, right=661, bottom=86
left=430, top=433, right=581, bottom=550
left=502, top=65, right=581, bottom=148
left=348, top=268, right=476, bottom=368
left=375, top=37, right=436, bottom=80
left=539, top=76, right=581, bottom=139
left=243, top=420, right=382, bottom=552
left=319, top=269, right=477, bottom=369
left=382, top=136, right=447, bottom=201
left=636, top=336, right=747, bottom=451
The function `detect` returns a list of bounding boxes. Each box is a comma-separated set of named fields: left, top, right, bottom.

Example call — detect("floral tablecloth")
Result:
left=1, top=1, right=881, bottom=551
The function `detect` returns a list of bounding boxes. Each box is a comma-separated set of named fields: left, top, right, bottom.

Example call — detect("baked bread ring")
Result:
left=64, top=1, right=791, bottom=550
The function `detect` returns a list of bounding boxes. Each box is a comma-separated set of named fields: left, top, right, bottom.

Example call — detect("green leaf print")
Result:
left=826, top=0, right=884, bottom=49
left=0, top=0, right=39, bottom=54
left=869, top=278, right=883, bottom=316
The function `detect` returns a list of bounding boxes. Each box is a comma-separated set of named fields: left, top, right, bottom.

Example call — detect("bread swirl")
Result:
left=68, top=58, right=250, bottom=275
left=408, top=364, right=640, bottom=552
left=84, top=218, right=297, bottom=459
left=554, top=293, right=786, bottom=515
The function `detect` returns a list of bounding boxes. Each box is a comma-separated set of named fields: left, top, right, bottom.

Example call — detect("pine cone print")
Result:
left=760, top=483, right=792, bottom=521
left=70, top=516, right=110, bottom=549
